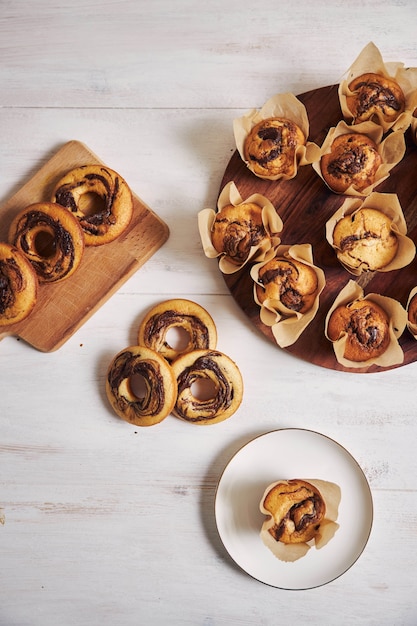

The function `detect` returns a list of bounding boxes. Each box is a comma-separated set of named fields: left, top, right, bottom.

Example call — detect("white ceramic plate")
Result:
left=215, top=429, right=373, bottom=589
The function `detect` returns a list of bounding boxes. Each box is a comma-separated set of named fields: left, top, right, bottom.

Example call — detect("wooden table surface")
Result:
left=1, top=2, right=417, bottom=624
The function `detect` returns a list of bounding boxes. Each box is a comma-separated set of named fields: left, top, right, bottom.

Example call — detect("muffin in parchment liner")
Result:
left=251, top=244, right=326, bottom=348
left=198, top=181, right=283, bottom=274
left=325, top=279, right=407, bottom=369
left=406, top=286, right=417, bottom=338
left=338, top=41, right=417, bottom=134
left=312, top=119, right=405, bottom=196
left=233, top=93, right=321, bottom=181
left=325, top=192, right=416, bottom=276
left=259, top=478, right=341, bottom=563
left=410, top=96, right=417, bottom=146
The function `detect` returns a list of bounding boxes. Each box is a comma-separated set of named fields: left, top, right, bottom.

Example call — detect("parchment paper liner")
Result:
left=406, top=286, right=417, bottom=338
left=324, top=279, right=407, bottom=369
left=312, top=120, right=405, bottom=196
left=259, top=479, right=341, bottom=563
left=338, top=41, right=417, bottom=134
left=325, top=192, right=416, bottom=275
left=198, top=181, right=283, bottom=275
left=409, top=94, right=417, bottom=145
left=251, top=244, right=326, bottom=348
left=233, top=93, right=321, bottom=181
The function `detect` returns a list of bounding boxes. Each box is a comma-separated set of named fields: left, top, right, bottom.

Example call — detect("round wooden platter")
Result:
left=219, top=85, right=417, bottom=373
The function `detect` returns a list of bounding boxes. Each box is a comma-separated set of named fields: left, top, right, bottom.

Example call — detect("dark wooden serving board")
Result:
left=220, top=85, right=417, bottom=373
left=0, top=140, right=169, bottom=351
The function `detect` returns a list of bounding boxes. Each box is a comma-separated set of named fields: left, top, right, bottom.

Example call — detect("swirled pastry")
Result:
left=332, top=208, right=398, bottom=271
left=170, top=349, right=243, bottom=425
left=346, top=72, right=405, bottom=124
left=52, top=165, right=133, bottom=245
left=407, top=293, right=417, bottom=325
left=261, top=479, right=326, bottom=545
left=0, top=242, right=38, bottom=326
left=211, top=202, right=271, bottom=266
left=321, top=132, right=381, bottom=193
left=106, top=346, right=177, bottom=427
left=8, top=202, right=85, bottom=283
left=137, top=299, right=217, bottom=362
left=256, top=257, right=319, bottom=314
left=244, top=117, right=305, bottom=178
left=327, top=299, right=390, bottom=362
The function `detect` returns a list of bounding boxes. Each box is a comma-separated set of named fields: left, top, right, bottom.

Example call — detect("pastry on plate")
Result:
left=259, top=478, right=341, bottom=562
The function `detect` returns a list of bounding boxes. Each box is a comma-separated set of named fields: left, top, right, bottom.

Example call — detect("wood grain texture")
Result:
left=220, top=85, right=417, bottom=373
left=0, top=141, right=169, bottom=351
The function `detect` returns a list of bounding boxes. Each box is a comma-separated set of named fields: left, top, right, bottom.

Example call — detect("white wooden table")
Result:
left=1, top=2, right=417, bottom=624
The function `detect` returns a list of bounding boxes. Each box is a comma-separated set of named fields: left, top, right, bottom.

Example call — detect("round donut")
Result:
left=321, top=132, right=381, bottom=193
left=170, top=349, right=243, bottom=425
left=327, top=299, right=390, bottom=362
left=256, top=257, right=319, bottom=314
left=106, top=345, right=177, bottom=427
left=346, top=72, right=405, bottom=124
left=211, top=202, right=271, bottom=266
left=52, top=165, right=133, bottom=246
left=0, top=242, right=38, bottom=326
left=137, top=299, right=217, bottom=362
left=8, top=202, right=85, bottom=283
left=244, top=117, right=306, bottom=178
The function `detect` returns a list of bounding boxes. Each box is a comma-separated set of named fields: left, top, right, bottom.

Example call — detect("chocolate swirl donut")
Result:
left=52, top=165, right=133, bottom=246
left=321, top=132, right=381, bottom=193
left=346, top=72, right=405, bottom=124
left=0, top=242, right=38, bottom=326
left=106, top=346, right=177, bottom=426
left=327, top=299, right=390, bottom=362
left=8, top=202, right=84, bottom=283
left=138, top=299, right=217, bottom=362
left=170, top=349, right=243, bottom=425
left=261, top=479, right=326, bottom=544
left=244, top=117, right=305, bottom=178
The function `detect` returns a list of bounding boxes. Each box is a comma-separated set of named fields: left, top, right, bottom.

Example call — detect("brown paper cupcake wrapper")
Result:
left=409, top=90, right=417, bottom=145
left=312, top=120, right=405, bottom=196
left=251, top=244, right=326, bottom=348
left=325, top=192, right=416, bottom=275
left=198, top=181, right=283, bottom=274
left=324, top=279, right=407, bottom=368
left=406, top=286, right=417, bottom=338
left=338, top=41, right=417, bottom=133
left=233, top=93, right=321, bottom=181
left=259, top=479, right=341, bottom=563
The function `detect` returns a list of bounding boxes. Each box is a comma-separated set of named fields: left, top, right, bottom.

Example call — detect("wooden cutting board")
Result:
left=0, top=140, right=169, bottom=351
left=220, top=85, right=417, bottom=373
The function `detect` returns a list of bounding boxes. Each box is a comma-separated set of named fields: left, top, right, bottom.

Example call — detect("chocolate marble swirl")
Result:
left=107, top=349, right=170, bottom=424
left=263, top=479, right=326, bottom=544
left=171, top=349, right=243, bottom=424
